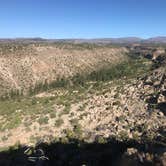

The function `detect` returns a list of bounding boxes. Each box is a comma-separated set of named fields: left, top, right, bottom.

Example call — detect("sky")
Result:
left=0, top=0, right=166, bottom=39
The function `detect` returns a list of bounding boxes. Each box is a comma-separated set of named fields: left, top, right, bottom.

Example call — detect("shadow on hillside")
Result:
left=0, top=137, right=165, bottom=166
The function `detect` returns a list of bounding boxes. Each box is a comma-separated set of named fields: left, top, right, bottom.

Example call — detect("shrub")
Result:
left=31, top=98, right=37, bottom=105
left=70, top=118, right=79, bottom=126
left=78, top=104, right=86, bottom=111
left=73, top=124, right=83, bottom=138
left=64, top=129, right=75, bottom=138
left=38, top=116, right=49, bottom=125
left=55, top=119, right=64, bottom=127
left=1, top=136, right=8, bottom=142
left=63, top=104, right=71, bottom=114
left=95, top=136, right=107, bottom=144
left=50, top=112, right=56, bottom=118
left=60, top=137, right=69, bottom=144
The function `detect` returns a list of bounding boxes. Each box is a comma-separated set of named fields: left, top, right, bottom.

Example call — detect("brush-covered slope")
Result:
left=0, top=43, right=128, bottom=96
left=0, top=52, right=165, bottom=148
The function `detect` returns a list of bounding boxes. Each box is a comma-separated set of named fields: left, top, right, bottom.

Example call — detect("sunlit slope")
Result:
left=0, top=43, right=128, bottom=96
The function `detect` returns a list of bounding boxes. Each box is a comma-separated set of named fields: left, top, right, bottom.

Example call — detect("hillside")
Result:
left=0, top=43, right=128, bottom=97
left=0, top=43, right=165, bottom=165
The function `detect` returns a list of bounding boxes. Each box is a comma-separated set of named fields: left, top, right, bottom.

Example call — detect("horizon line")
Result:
left=0, top=36, right=166, bottom=40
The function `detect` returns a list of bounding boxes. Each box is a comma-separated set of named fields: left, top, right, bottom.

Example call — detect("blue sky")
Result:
left=0, top=0, right=166, bottom=38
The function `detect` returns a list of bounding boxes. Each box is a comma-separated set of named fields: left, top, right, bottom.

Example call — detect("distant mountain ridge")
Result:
left=0, top=36, right=166, bottom=44
left=144, top=36, right=166, bottom=43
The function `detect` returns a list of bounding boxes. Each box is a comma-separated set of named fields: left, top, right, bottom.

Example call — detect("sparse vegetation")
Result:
left=24, top=57, right=152, bottom=96
left=38, top=116, right=49, bottom=125
left=62, top=103, right=71, bottom=114
left=1, top=114, right=21, bottom=131
left=95, top=136, right=107, bottom=144
left=1, top=136, right=8, bottom=142
left=55, top=119, right=64, bottom=127
left=73, top=123, right=83, bottom=139
left=70, top=118, right=79, bottom=126
left=78, top=103, right=86, bottom=111
left=50, top=112, right=56, bottom=118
